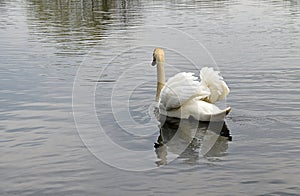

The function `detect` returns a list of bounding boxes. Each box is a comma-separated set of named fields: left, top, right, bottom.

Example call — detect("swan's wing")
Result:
left=159, top=72, right=210, bottom=111
left=200, top=67, right=230, bottom=103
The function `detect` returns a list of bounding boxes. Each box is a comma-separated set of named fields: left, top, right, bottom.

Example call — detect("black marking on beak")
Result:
left=152, top=56, right=156, bottom=66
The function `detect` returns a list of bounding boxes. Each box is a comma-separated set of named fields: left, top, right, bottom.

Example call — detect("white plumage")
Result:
left=199, top=67, right=230, bottom=103
left=152, top=48, right=231, bottom=121
left=159, top=72, right=210, bottom=111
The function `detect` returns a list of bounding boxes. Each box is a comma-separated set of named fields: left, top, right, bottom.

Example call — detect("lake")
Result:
left=0, top=0, right=299, bottom=195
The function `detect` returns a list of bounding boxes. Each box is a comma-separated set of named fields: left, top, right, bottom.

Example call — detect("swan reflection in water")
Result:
left=154, top=115, right=232, bottom=166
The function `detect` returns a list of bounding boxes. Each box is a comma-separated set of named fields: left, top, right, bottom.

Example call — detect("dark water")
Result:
left=1, top=0, right=300, bottom=195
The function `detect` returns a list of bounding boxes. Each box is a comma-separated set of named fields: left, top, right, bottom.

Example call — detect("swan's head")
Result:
left=152, top=48, right=165, bottom=66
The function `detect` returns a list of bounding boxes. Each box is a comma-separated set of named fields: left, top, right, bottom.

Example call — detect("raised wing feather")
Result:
left=199, top=67, right=230, bottom=103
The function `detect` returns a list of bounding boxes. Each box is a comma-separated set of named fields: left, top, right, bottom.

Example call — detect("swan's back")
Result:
left=159, top=72, right=210, bottom=111
left=159, top=67, right=230, bottom=111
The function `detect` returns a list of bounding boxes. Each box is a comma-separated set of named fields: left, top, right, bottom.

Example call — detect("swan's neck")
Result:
left=156, top=61, right=165, bottom=102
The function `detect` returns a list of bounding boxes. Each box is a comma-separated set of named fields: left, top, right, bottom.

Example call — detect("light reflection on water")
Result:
left=0, top=0, right=299, bottom=195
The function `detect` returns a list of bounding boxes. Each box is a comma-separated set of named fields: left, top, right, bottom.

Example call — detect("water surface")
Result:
left=0, top=0, right=299, bottom=195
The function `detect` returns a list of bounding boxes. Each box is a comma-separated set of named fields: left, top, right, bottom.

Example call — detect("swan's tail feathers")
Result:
left=209, top=107, right=231, bottom=121
left=200, top=67, right=230, bottom=103
left=225, top=107, right=231, bottom=115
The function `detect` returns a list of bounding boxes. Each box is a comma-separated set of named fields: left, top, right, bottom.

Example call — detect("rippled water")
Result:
left=1, top=0, right=299, bottom=195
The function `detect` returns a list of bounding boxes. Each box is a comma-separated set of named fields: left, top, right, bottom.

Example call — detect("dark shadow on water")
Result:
left=154, top=115, right=232, bottom=166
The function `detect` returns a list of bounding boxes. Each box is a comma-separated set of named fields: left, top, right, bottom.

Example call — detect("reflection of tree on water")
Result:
left=154, top=115, right=232, bottom=166
left=26, top=0, right=144, bottom=53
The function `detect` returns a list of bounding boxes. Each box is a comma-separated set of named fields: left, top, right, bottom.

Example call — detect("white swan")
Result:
left=152, top=48, right=231, bottom=121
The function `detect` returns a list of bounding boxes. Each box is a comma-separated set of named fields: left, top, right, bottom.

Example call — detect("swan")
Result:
left=152, top=48, right=231, bottom=121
